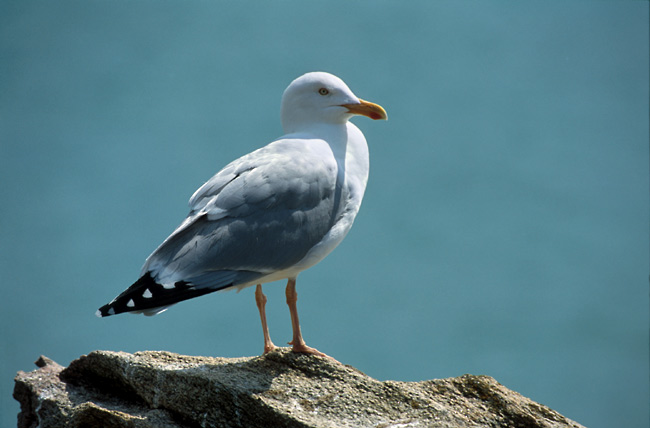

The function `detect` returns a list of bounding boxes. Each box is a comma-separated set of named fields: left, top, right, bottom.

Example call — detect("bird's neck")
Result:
left=284, top=122, right=350, bottom=153
left=281, top=122, right=368, bottom=183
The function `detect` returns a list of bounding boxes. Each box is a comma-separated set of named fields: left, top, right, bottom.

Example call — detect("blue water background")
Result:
left=1, top=2, right=648, bottom=427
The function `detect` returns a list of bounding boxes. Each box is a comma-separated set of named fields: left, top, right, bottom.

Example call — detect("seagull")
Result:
left=97, top=72, right=387, bottom=357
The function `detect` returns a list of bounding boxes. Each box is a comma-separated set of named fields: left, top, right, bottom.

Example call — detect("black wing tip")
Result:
left=96, top=305, right=113, bottom=317
left=96, top=273, right=220, bottom=318
left=97, top=273, right=159, bottom=318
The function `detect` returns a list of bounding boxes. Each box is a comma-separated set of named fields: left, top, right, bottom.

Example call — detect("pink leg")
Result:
left=285, top=278, right=328, bottom=357
left=255, top=284, right=276, bottom=354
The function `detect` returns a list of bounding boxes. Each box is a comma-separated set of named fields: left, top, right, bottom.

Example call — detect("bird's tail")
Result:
left=96, top=272, right=218, bottom=317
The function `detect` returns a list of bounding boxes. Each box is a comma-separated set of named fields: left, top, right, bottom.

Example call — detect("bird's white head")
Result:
left=280, top=72, right=387, bottom=134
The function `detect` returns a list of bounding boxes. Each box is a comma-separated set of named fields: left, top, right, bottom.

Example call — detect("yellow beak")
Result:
left=342, top=98, right=388, bottom=121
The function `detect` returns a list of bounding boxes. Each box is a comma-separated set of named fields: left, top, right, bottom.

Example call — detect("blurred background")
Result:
left=1, top=1, right=648, bottom=427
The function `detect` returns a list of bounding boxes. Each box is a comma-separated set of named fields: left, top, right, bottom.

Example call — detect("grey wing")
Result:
left=142, top=146, right=339, bottom=289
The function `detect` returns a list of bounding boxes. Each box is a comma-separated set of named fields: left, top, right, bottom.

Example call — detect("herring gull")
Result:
left=97, top=72, right=387, bottom=357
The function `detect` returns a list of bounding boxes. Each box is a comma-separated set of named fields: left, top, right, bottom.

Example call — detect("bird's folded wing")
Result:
left=142, top=140, right=340, bottom=287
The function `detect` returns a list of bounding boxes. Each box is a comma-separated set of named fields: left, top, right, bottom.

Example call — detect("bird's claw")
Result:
left=288, top=341, right=337, bottom=361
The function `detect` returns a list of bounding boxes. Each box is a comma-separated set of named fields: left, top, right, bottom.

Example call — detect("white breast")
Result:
left=288, top=122, right=370, bottom=274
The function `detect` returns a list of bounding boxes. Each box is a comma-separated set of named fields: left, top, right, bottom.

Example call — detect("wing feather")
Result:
left=142, top=139, right=340, bottom=288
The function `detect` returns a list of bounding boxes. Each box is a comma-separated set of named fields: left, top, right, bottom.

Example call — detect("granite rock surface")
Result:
left=13, top=349, right=586, bottom=428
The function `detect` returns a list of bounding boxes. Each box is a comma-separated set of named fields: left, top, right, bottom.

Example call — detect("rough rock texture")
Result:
left=14, top=349, right=585, bottom=428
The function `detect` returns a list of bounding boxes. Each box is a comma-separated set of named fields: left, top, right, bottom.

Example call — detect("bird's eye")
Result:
left=318, top=88, right=329, bottom=96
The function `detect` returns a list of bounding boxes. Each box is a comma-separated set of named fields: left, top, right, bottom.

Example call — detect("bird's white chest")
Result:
left=288, top=124, right=369, bottom=274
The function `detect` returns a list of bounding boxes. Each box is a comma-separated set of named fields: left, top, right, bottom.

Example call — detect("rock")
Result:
left=14, top=349, right=585, bottom=428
